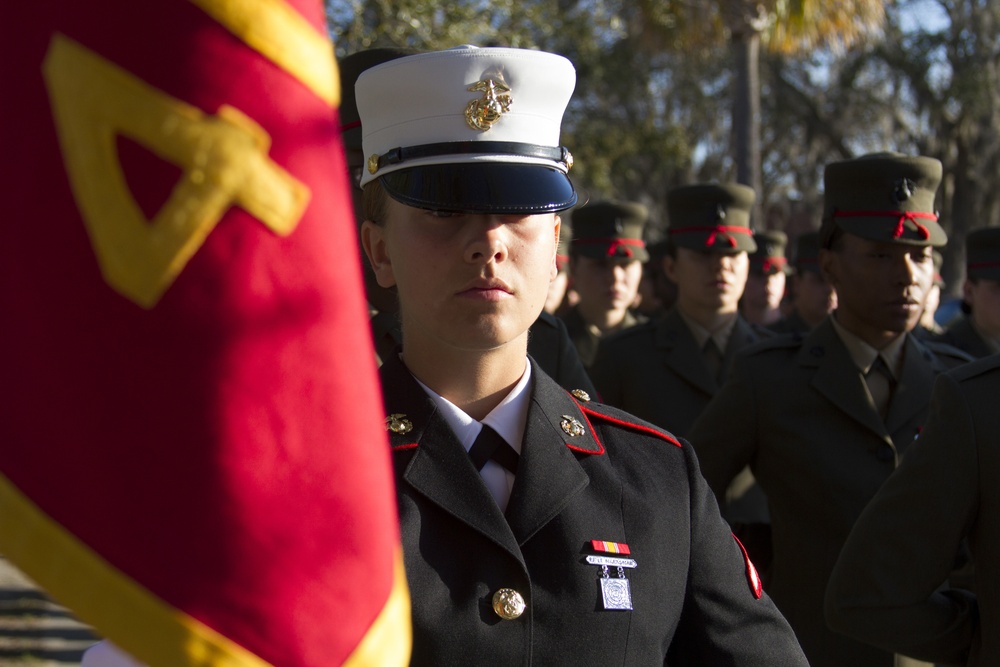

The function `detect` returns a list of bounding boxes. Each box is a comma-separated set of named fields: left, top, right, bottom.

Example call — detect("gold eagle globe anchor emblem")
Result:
left=465, top=78, right=512, bottom=131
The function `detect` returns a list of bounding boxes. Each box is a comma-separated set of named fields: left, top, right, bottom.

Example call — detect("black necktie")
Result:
left=468, top=424, right=519, bottom=474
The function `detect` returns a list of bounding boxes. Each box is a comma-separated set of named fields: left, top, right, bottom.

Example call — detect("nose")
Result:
left=712, top=253, right=736, bottom=272
left=896, top=253, right=920, bottom=286
left=466, top=216, right=509, bottom=265
left=611, top=263, right=629, bottom=283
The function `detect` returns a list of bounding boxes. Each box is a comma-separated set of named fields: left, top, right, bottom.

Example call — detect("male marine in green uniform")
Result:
left=769, top=231, right=838, bottom=334
left=560, top=200, right=648, bottom=369
left=690, top=153, right=972, bottom=667
left=590, top=183, right=761, bottom=438
left=741, top=230, right=788, bottom=327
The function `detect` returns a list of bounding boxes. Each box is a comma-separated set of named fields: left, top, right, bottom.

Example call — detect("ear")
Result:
left=360, top=220, right=396, bottom=288
left=818, top=248, right=838, bottom=289
left=551, top=215, right=562, bottom=281
left=962, top=278, right=974, bottom=303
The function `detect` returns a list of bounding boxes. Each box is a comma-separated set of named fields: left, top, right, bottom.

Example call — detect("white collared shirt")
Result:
left=413, top=360, right=532, bottom=512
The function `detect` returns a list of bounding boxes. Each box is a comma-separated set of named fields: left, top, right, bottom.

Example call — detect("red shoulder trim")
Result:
left=391, top=443, right=418, bottom=451
left=579, top=405, right=682, bottom=448
left=733, top=533, right=763, bottom=599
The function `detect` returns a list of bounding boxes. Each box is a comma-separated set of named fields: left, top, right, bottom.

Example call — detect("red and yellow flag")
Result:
left=0, top=1, right=410, bottom=665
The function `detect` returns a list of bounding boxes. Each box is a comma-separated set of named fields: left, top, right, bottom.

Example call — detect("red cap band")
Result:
left=833, top=209, right=936, bottom=240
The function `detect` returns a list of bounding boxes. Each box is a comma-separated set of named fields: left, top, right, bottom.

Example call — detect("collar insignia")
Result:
left=385, top=413, right=413, bottom=434
left=561, top=415, right=586, bottom=437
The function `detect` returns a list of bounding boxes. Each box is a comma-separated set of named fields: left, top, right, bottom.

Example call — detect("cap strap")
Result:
left=760, top=257, right=788, bottom=273
left=370, top=141, right=573, bottom=174
left=573, top=237, right=646, bottom=259
left=669, top=225, right=752, bottom=248
left=833, top=210, right=936, bottom=240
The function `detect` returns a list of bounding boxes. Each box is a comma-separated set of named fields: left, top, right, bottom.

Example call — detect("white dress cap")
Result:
left=355, top=46, right=578, bottom=214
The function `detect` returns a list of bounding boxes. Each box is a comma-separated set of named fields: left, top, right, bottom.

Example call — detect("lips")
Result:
left=887, top=297, right=921, bottom=310
left=458, top=277, right=514, bottom=299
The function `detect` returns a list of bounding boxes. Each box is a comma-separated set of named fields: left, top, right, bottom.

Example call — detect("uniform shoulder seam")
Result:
left=580, top=403, right=682, bottom=448
left=921, top=339, right=975, bottom=362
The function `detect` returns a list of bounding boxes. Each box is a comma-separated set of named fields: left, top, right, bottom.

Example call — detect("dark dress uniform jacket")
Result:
left=932, top=315, right=995, bottom=359
left=688, top=318, right=971, bottom=667
left=589, top=307, right=764, bottom=438
left=380, top=354, right=808, bottom=666
left=826, top=354, right=1000, bottom=666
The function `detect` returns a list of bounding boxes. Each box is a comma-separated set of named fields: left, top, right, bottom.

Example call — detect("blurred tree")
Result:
left=326, top=0, right=700, bottom=236
left=327, top=0, right=1000, bottom=276
left=835, top=0, right=1000, bottom=293
left=633, top=0, right=886, bottom=226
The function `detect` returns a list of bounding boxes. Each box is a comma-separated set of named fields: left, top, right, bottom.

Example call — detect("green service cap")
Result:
left=338, top=47, right=418, bottom=151
left=570, top=200, right=649, bottom=262
left=666, top=183, right=757, bottom=253
left=820, top=152, right=946, bottom=248
left=749, top=230, right=789, bottom=275
left=966, top=227, right=1000, bottom=281
left=793, top=231, right=822, bottom=274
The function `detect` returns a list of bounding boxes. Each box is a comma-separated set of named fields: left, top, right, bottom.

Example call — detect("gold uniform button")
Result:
left=492, top=588, right=526, bottom=620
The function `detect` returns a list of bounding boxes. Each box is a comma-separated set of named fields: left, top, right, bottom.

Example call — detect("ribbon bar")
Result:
left=591, top=539, right=631, bottom=555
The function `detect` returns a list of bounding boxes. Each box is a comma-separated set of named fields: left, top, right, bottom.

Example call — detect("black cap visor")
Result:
left=380, top=163, right=577, bottom=215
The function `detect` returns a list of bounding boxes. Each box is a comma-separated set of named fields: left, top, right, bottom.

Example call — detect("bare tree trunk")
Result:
left=730, top=15, right=764, bottom=228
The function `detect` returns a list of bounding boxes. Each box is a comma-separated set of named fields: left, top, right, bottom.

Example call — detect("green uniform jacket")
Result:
left=826, top=354, right=1000, bottom=666
left=688, top=317, right=971, bottom=667
left=589, top=307, right=764, bottom=438
left=767, top=310, right=813, bottom=336
left=932, top=315, right=994, bottom=359
left=560, top=306, right=645, bottom=370
left=381, top=353, right=809, bottom=666
left=527, top=311, right=597, bottom=398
